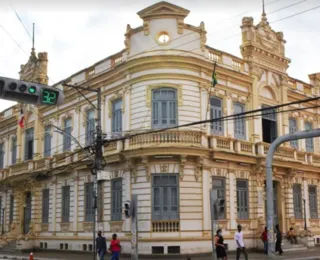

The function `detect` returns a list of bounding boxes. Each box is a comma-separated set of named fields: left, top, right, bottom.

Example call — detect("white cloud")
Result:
left=0, top=0, right=319, bottom=112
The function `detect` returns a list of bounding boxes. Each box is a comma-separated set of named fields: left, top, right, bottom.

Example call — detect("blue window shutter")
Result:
left=236, top=180, right=249, bottom=219
left=308, top=185, right=318, bottom=219
left=9, top=195, right=14, bottom=225
left=62, top=186, right=70, bottom=222
left=234, top=103, right=245, bottom=140
left=112, top=99, right=122, bottom=133
left=111, top=179, right=122, bottom=221
left=152, top=175, right=179, bottom=220
left=12, top=137, right=17, bottom=164
left=289, top=118, right=298, bottom=148
left=44, top=126, right=52, bottom=157
left=293, top=184, right=302, bottom=219
left=152, top=88, right=178, bottom=129
left=210, top=97, right=223, bottom=135
left=85, top=182, right=94, bottom=222
left=305, top=122, right=314, bottom=152
left=42, top=189, right=49, bottom=223
left=212, top=177, right=226, bottom=219
left=86, top=110, right=95, bottom=145
left=63, top=119, right=72, bottom=151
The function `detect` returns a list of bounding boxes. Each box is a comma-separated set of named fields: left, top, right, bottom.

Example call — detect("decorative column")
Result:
left=229, top=171, right=237, bottom=230
left=202, top=167, right=210, bottom=235
left=34, top=107, right=43, bottom=159
left=50, top=178, right=57, bottom=235
left=303, top=178, right=309, bottom=228
left=280, top=76, right=290, bottom=144
left=249, top=66, right=264, bottom=143
left=284, top=170, right=295, bottom=231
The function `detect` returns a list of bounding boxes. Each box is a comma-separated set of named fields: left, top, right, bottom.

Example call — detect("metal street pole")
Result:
left=266, top=128, right=320, bottom=259
left=131, top=194, right=139, bottom=260
left=210, top=190, right=217, bottom=260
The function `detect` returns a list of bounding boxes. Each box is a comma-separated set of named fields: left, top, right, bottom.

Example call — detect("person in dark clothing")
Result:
left=96, top=231, right=107, bottom=260
left=214, top=229, right=227, bottom=260
left=275, top=224, right=283, bottom=255
left=261, top=226, right=268, bottom=254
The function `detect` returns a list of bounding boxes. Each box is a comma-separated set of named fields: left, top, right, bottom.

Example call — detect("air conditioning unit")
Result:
left=97, top=170, right=111, bottom=181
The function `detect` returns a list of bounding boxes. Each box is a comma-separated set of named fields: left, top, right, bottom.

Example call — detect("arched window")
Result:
left=152, top=88, right=177, bottom=129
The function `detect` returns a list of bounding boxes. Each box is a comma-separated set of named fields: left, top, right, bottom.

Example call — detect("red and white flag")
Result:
left=18, top=109, right=25, bottom=128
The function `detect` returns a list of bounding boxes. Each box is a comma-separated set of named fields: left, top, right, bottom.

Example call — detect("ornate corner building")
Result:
left=0, top=1, right=320, bottom=255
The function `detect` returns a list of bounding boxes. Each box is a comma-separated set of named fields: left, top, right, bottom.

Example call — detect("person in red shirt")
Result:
left=109, top=233, right=121, bottom=260
left=261, top=226, right=268, bottom=254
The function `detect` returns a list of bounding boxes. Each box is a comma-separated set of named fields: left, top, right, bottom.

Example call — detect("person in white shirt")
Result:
left=234, top=224, right=248, bottom=260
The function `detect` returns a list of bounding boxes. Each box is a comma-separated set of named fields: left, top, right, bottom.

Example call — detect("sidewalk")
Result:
left=0, top=247, right=320, bottom=260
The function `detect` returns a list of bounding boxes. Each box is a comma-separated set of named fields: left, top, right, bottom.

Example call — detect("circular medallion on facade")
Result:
left=157, top=31, right=170, bottom=45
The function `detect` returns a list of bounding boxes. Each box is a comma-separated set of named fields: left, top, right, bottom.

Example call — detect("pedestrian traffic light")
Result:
left=214, top=198, right=225, bottom=219
left=0, top=76, right=64, bottom=105
left=124, top=200, right=132, bottom=218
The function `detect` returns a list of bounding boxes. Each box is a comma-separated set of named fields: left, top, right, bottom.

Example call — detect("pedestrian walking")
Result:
left=275, top=224, right=283, bottom=255
left=214, top=229, right=227, bottom=260
left=96, top=231, right=107, bottom=260
left=261, top=226, right=268, bottom=254
left=109, top=233, right=121, bottom=260
left=234, top=224, right=248, bottom=260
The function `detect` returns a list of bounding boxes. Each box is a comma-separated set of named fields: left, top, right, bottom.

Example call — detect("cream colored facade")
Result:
left=0, top=1, right=320, bottom=255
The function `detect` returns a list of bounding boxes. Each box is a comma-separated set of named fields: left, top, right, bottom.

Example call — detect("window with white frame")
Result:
left=63, top=119, right=72, bottom=152
left=309, top=185, right=318, bottom=219
left=305, top=122, right=314, bottom=152
left=112, top=99, right=122, bottom=133
left=210, top=97, right=224, bottom=135
left=237, top=179, right=249, bottom=219
left=11, top=137, right=17, bottom=165
left=152, top=88, right=177, bottom=129
left=44, top=126, right=51, bottom=157
left=293, top=184, right=302, bottom=219
left=111, top=179, right=122, bottom=221
left=234, top=103, right=246, bottom=140
left=86, top=110, right=95, bottom=145
left=289, top=118, right=298, bottom=148
left=61, top=185, right=70, bottom=222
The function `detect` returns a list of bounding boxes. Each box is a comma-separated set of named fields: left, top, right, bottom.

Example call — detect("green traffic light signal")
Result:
left=28, top=86, right=36, bottom=94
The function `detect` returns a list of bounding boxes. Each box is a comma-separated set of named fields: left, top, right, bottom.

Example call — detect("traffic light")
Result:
left=214, top=198, right=225, bottom=219
left=0, top=76, right=64, bottom=105
left=124, top=200, right=132, bottom=218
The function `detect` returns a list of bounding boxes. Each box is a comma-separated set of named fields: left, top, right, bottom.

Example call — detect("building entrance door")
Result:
left=24, top=192, right=31, bottom=234
left=265, top=181, right=279, bottom=227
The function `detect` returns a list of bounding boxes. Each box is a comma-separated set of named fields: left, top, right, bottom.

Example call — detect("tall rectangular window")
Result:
left=111, top=179, right=122, bottom=221
left=62, top=186, right=70, bottom=222
left=44, top=126, right=52, bottom=157
left=152, top=175, right=179, bottom=220
left=9, top=195, right=14, bottom=225
left=309, top=185, right=318, bottom=219
left=289, top=118, right=298, bottom=148
left=11, top=137, right=17, bottom=165
left=112, top=99, right=122, bottom=133
left=42, top=189, right=49, bottom=224
left=305, top=122, right=314, bottom=152
left=210, top=97, right=223, bottom=135
left=236, top=180, right=249, bottom=219
left=63, top=119, right=72, bottom=152
left=293, top=184, right=302, bottom=219
left=212, top=177, right=225, bottom=219
left=0, top=143, right=4, bottom=169
left=152, top=88, right=177, bottom=129
left=85, top=182, right=94, bottom=222
left=25, top=128, right=34, bottom=160
left=234, top=103, right=246, bottom=140
left=262, top=105, right=277, bottom=143
left=86, top=110, right=95, bottom=145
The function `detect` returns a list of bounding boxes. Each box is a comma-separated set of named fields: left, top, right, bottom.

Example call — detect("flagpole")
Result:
left=204, top=62, right=217, bottom=127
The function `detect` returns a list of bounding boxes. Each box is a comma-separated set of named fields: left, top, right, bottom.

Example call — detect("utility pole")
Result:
left=62, top=83, right=103, bottom=260
left=265, top=128, right=320, bottom=259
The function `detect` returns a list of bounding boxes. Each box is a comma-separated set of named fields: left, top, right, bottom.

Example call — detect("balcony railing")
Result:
left=152, top=220, right=180, bottom=232
left=128, top=130, right=203, bottom=149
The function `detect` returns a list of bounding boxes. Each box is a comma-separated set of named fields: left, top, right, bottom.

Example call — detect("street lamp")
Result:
left=303, top=195, right=307, bottom=230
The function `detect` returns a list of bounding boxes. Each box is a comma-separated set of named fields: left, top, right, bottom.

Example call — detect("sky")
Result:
left=0, top=0, right=319, bottom=112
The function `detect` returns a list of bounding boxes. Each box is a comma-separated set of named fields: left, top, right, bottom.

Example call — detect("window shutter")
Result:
left=62, top=186, right=70, bottom=222
left=293, top=184, right=302, bottom=219
left=305, top=122, right=314, bottom=152
left=9, top=195, right=14, bottom=225
left=308, top=185, right=318, bottom=219
left=86, top=110, right=95, bottom=145
left=212, top=177, right=226, bottom=219
left=152, top=88, right=178, bottom=129
left=42, top=189, right=50, bottom=223
left=236, top=180, right=249, bottom=219
left=234, top=103, right=245, bottom=140
left=63, top=119, right=72, bottom=151
left=112, top=99, right=122, bottom=133
left=210, top=97, right=223, bottom=135
left=111, top=179, right=122, bottom=221
left=12, top=137, right=17, bottom=164
left=289, top=119, right=298, bottom=148
left=44, top=126, right=51, bottom=157
left=85, top=182, right=94, bottom=222
left=0, top=143, right=3, bottom=169
left=25, top=128, right=34, bottom=160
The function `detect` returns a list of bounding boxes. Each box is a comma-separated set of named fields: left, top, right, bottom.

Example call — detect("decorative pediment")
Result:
left=137, top=1, right=190, bottom=21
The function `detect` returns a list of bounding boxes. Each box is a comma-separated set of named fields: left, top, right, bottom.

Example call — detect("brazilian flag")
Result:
left=212, top=62, right=218, bottom=87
